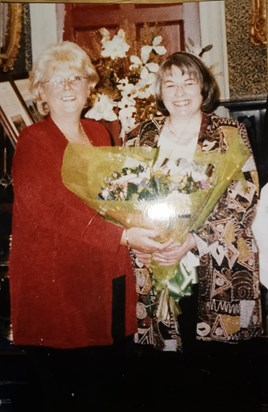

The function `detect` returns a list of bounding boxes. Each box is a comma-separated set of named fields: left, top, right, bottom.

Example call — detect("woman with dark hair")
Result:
left=124, top=52, right=263, bottom=411
left=154, top=51, right=220, bottom=116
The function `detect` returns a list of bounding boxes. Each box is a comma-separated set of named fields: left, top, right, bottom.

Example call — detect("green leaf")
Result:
left=126, top=182, right=139, bottom=200
left=138, top=188, right=157, bottom=200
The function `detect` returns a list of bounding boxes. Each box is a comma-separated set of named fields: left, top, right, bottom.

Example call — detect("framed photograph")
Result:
left=0, top=80, right=33, bottom=146
left=11, top=77, right=43, bottom=123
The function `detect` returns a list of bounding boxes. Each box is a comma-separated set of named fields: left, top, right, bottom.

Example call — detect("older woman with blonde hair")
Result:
left=9, top=40, right=167, bottom=412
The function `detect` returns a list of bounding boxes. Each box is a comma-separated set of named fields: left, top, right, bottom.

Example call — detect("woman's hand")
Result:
left=152, top=233, right=197, bottom=266
left=121, top=227, right=173, bottom=254
left=121, top=230, right=197, bottom=268
left=132, top=249, right=152, bottom=267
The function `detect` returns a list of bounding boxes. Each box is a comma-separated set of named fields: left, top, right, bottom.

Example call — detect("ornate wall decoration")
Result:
left=0, top=4, right=32, bottom=75
left=23, top=4, right=33, bottom=72
left=225, top=0, right=267, bottom=100
left=0, top=4, right=23, bottom=72
left=250, top=0, right=267, bottom=45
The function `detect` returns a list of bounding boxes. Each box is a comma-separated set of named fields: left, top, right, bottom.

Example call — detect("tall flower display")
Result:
left=85, top=26, right=167, bottom=137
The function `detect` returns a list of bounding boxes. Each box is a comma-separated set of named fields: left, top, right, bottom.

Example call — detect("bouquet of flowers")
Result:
left=61, top=127, right=250, bottom=311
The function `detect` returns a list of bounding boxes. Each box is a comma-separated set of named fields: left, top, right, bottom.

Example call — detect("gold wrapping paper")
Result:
left=61, top=126, right=250, bottom=289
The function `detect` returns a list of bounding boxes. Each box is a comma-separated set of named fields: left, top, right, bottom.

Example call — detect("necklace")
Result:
left=64, top=123, right=92, bottom=145
left=79, top=123, right=92, bottom=145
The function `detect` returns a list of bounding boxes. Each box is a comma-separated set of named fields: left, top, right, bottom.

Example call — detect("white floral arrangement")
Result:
left=85, top=26, right=167, bottom=138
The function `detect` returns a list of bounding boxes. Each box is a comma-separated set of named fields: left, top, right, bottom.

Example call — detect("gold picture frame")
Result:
left=0, top=3, right=23, bottom=72
left=250, top=0, right=267, bottom=45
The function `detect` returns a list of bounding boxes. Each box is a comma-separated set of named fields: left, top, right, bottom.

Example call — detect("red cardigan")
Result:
left=9, top=116, right=137, bottom=348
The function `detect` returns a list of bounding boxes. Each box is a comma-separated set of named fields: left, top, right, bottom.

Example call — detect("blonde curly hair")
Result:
left=29, top=41, right=99, bottom=116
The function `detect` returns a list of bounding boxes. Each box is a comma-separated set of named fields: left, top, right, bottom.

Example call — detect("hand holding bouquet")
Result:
left=62, top=126, right=250, bottom=311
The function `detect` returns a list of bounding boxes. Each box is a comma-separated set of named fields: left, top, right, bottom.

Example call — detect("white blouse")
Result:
left=156, top=128, right=198, bottom=167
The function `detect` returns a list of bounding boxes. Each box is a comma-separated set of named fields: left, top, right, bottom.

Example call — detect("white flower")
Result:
left=89, top=28, right=167, bottom=138
left=85, top=94, right=117, bottom=122
left=99, top=28, right=110, bottom=42
left=135, top=72, right=157, bottom=99
left=100, top=28, right=130, bottom=59
left=186, top=36, right=213, bottom=59
left=117, top=78, right=137, bottom=100
left=141, top=36, right=167, bottom=62
left=123, top=156, right=146, bottom=169
left=118, top=102, right=137, bottom=136
left=129, top=46, right=160, bottom=98
left=117, top=96, right=136, bottom=114
left=130, top=52, right=159, bottom=75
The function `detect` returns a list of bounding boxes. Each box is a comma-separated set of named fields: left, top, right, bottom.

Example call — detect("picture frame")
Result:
left=11, top=77, right=43, bottom=123
left=0, top=79, right=33, bottom=147
left=0, top=3, right=23, bottom=72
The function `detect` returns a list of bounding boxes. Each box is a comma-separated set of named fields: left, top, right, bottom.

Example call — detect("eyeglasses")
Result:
left=41, top=75, right=88, bottom=89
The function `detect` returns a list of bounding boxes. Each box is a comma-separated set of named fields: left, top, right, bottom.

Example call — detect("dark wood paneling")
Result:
left=63, top=3, right=185, bottom=57
left=220, top=98, right=267, bottom=188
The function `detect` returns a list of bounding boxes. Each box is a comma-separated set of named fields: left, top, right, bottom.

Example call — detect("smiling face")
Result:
left=39, top=62, right=89, bottom=120
left=161, top=65, right=203, bottom=120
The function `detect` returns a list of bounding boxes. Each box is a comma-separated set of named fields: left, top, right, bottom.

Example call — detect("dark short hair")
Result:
left=154, top=51, right=220, bottom=115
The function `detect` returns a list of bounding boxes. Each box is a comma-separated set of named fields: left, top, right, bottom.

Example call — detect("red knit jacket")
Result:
left=9, top=116, right=137, bottom=348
